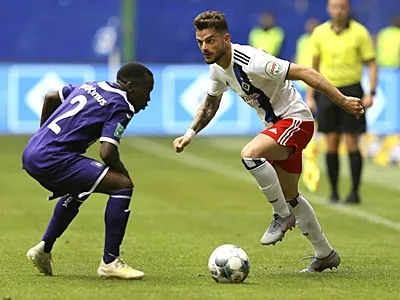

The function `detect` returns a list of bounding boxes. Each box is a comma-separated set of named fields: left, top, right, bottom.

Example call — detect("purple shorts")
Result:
left=24, top=155, right=109, bottom=200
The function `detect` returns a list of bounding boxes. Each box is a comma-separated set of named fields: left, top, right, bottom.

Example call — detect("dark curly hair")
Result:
left=194, top=10, right=229, bottom=33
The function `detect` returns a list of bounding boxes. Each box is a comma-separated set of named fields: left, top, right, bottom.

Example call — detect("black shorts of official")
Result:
left=315, top=82, right=366, bottom=134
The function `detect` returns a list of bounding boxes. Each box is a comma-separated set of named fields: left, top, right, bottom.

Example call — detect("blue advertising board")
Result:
left=0, top=63, right=399, bottom=135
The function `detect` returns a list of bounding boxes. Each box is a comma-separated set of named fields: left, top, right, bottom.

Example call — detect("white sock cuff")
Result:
left=242, top=157, right=267, bottom=172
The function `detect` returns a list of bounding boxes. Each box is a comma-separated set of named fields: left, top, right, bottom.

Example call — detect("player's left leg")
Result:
left=93, top=169, right=144, bottom=279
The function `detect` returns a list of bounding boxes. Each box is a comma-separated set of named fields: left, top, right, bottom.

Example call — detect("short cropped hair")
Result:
left=194, top=10, right=229, bottom=33
left=117, top=62, right=153, bottom=84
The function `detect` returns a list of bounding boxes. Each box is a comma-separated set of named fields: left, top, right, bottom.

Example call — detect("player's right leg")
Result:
left=93, top=171, right=144, bottom=280
left=240, top=133, right=295, bottom=246
left=274, top=165, right=340, bottom=272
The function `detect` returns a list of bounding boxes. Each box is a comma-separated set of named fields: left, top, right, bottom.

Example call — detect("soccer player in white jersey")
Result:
left=173, top=11, right=364, bottom=272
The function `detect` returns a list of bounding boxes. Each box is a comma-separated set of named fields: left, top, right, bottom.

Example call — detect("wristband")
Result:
left=184, top=128, right=196, bottom=139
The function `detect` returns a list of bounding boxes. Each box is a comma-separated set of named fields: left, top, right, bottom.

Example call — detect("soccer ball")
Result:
left=208, top=244, right=250, bottom=283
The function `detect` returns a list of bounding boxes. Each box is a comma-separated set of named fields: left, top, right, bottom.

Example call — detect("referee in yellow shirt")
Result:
left=306, top=0, right=378, bottom=205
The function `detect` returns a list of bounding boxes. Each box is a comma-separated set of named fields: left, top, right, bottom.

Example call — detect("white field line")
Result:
left=129, top=138, right=400, bottom=232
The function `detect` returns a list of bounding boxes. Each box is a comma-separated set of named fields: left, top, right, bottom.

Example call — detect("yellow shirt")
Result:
left=248, top=27, right=284, bottom=57
left=376, top=26, right=400, bottom=68
left=296, top=33, right=313, bottom=67
left=296, top=33, right=313, bottom=89
left=311, top=20, right=375, bottom=87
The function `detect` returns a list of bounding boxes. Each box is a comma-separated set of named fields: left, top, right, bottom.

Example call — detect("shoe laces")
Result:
left=300, top=254, right=317, bottom=262
left=115, top=257, right=132, bottom=270
left=267, top=214, right=284, bottom=233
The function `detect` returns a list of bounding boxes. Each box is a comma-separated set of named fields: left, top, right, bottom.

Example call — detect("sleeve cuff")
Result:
left=58, top=87, right=65, bottom=102
left=100, top=137, right=120, bottom=147
left=207, top=87, right=227, bottom=97
left=284, top=62, right=291, bottom=81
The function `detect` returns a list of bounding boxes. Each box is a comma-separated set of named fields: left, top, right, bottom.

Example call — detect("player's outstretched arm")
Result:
left=286, top=63, right=364, bottom=118
left=173, top=94, right=222, bottom=153
left=190, top=93, right=222, bottom=133
left=40, top=90, right=62, bottom=126
left=100, top=142, right=130, bottom=179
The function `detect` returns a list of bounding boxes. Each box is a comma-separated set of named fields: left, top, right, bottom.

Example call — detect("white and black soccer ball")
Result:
left=208, top=244, right=250, bottom=283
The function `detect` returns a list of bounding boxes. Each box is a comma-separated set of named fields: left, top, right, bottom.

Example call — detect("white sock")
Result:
left=288, top=194, right=333, bottom=258
left=242, top=158, right=290, bottom=217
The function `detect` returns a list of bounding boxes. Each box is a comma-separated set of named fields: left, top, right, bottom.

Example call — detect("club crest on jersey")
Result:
left=265, top=61, right=281, bottom=78
left=241, top=82, right=250, bottom=92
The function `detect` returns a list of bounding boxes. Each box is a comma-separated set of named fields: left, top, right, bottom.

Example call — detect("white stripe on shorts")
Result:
left=78, top=166, right=110, bottom=199
left=277, top=118, right=302, bottom=146
left=281, top=119, right=302, bottom=146
left=110, top=195, right=132, bottom=199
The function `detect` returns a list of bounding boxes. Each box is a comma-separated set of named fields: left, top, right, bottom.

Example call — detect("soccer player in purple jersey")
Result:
left=23, top=62, right=154, bottom=279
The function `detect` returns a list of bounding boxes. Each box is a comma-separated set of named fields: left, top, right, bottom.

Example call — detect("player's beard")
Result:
left=204, top=47, right=226, bottom=65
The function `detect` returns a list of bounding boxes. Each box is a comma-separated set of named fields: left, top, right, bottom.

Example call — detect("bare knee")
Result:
left=118, top=176, right=134, bottom=190
left=241, top=144, right=262, bottom=159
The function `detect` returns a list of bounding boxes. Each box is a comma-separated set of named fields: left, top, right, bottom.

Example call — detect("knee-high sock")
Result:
left=103, top=189, right=132, bottom=264
left=242, top=158, right=290, bottom=217
left=288, top=195, right=333, bottom=258
left=42, top=195, right=84, bottom=253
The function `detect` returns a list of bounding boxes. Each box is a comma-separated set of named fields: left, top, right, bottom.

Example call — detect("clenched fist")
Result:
left=342, top=96, right=365, bottom=119
left=173, top=136, right=192, bottom=153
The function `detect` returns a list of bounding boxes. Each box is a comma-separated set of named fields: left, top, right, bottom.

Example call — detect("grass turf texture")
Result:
left=1, top=136, right=399, bottom=300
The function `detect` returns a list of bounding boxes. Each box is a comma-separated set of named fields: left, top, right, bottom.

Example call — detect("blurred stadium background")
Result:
left=0, top=0, right=399, bottom=164
left=1, top=1, right=400, bottom=299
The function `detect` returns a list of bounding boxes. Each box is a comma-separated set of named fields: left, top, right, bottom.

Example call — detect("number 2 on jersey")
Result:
left=48, top=95, right=87, bottom=134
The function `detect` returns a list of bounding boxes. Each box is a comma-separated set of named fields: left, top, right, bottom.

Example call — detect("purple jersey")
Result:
left=23, top=81, right=134, bottom=172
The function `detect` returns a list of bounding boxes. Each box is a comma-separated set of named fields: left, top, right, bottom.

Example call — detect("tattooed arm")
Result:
left=173, top=93, right=222, bottom=153
left=190, top=94, right=222, bottom=134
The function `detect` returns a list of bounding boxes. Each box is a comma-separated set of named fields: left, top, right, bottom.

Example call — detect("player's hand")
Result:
left=361, top=94, right=374, bottom=109
left=343, top=96, right=364, bottom=119
left=173, top=136, right=192, bottom=153
left=306, top=96, right=317, bottom=114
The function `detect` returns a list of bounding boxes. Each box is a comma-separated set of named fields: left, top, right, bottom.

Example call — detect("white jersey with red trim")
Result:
left=207, top=43, right=314, bottom=127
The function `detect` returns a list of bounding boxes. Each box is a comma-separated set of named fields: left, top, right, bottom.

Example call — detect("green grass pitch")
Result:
left=1, top=136, right=400, bottom=300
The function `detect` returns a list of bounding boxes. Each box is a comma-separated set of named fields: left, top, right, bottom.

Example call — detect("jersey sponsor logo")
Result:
left=265, top=61, right=281, bottom=78
left=79, top=84, right=107, bottom=106
left=242, top=93, right=260, bottom=109
left=114, top=122, right=125, bottom=138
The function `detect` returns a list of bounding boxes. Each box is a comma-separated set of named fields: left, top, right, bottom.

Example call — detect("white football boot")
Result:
left=97, top=256, right=144, bottom=279
left=26, top=241, right=53, bottom=275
